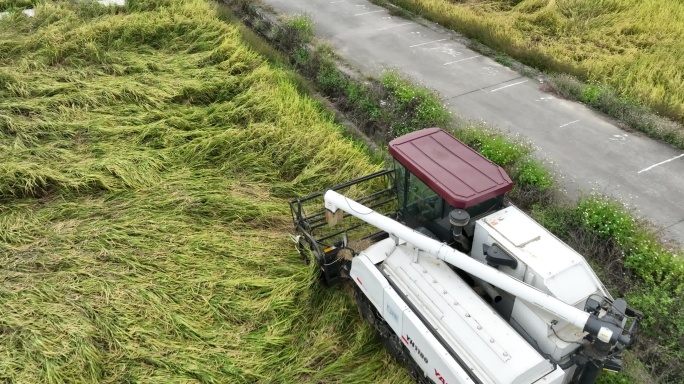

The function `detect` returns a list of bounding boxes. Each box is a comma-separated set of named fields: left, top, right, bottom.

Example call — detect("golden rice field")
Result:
left=0, top=0, right=410, bottom=382
left=385, top=0, right=684, bottom=122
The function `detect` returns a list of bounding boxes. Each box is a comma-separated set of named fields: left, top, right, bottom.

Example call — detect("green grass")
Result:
left=0, top=1, right=411, bottom=382
left=380, top=71, right=451, bottom=137
left=0, top=0, right=36, bottom=11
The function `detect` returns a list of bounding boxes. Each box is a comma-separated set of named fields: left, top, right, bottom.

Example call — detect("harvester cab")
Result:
left=289, top=128, right=641, bottom=384
left=289, top=128, right=512, bottom=283
left=390, top=128, right=513, bottom=252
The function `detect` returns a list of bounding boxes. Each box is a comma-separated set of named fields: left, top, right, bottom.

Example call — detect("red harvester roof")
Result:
left=388, top=128, right=513, bottom=209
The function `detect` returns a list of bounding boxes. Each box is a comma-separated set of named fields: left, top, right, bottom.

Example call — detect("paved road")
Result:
left=262, top=0, right=684, bottom=245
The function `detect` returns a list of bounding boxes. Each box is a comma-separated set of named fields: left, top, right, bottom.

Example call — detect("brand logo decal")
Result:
left=386, top=304, right=399, bottom=323
left=434, top=368, right=447, bottom=384
left=403, top=335, right=428, bottom=364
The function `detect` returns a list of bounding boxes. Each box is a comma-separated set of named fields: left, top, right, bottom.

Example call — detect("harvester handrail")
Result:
left=289, top=169, right=397, bottom=248
left=291, top=169, right=394, bottom=203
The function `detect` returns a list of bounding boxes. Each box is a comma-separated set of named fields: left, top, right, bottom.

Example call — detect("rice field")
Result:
left=0, top=1, right=410, bottom=382
left=384, top=0, right=684, bottom=122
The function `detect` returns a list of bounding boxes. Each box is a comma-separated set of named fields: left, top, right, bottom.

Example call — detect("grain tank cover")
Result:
left=388, top=128, right=513, bottom=209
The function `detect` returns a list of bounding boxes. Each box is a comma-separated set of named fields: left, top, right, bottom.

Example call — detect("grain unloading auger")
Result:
left=290, top=128, right=641, bottom=384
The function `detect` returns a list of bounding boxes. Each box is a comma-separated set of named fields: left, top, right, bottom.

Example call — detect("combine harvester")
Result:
left=290, top=128, right=641, bottom=384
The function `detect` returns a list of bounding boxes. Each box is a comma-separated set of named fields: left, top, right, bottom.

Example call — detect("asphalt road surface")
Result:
left=261, top=0, right=684, bottom=245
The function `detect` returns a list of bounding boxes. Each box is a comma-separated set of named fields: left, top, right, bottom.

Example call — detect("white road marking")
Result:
left=377, top=22, right=412, bottom=31
left=535, top=96, right=555, bottom=101
left=609, top=134, right=628, bottom=141
left=409, top=39, right=446, bottom=48
left=479, top=66, right=498, bottom=76
left=329, top=0, right=345, bottom=3
left=437, top=47, right=461, bottom=57
left=443, top=55, right=481, bottom=65
left=355, top=10, right=384, bottom=16
left=558, top=120, right=580, bottom=128
left=490, top=80, right=528, bottom=92
left=638, top=153, right=684, bottom=174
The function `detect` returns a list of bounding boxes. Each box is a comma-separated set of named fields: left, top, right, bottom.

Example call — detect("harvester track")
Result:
left=355, top=287, right=432, bottom=384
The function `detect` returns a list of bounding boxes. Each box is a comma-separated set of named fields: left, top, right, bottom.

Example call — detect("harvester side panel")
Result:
left=351, top=252, right=475, bottom=384
left=383, top=287, right=407, bottom=336
left=351, top=254, right=388, bottom=311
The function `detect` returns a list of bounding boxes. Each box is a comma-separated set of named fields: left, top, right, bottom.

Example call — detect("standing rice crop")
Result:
left=378, top=0, right=684, bottom=123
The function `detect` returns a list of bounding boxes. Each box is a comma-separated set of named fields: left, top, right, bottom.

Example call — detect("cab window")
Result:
left=396, top=161, right=443, bottom=221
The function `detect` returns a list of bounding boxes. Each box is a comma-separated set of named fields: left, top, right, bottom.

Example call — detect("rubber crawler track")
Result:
left=355, top=287, right=433, bottom=384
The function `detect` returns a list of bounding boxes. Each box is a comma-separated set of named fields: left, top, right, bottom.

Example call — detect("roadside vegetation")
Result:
left=227, top=2, right=684, bottom=382
left=0, top=0, right=35, bottom=11
left=0, top=0, right=411, bottom=382
left=370, top=0, right=684, bottom=150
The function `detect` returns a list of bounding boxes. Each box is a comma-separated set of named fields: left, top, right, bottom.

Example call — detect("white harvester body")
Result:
left=291, top=128, right=639, bottom=384
left=326, top=190, right=625, bottom=384
left=352, top=242, right=564, bottom=384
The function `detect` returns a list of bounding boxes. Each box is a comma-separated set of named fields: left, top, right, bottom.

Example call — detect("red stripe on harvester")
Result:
left=401, top=335, right=408, bottom=344
left=356, top=277, right=363, bottom=285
